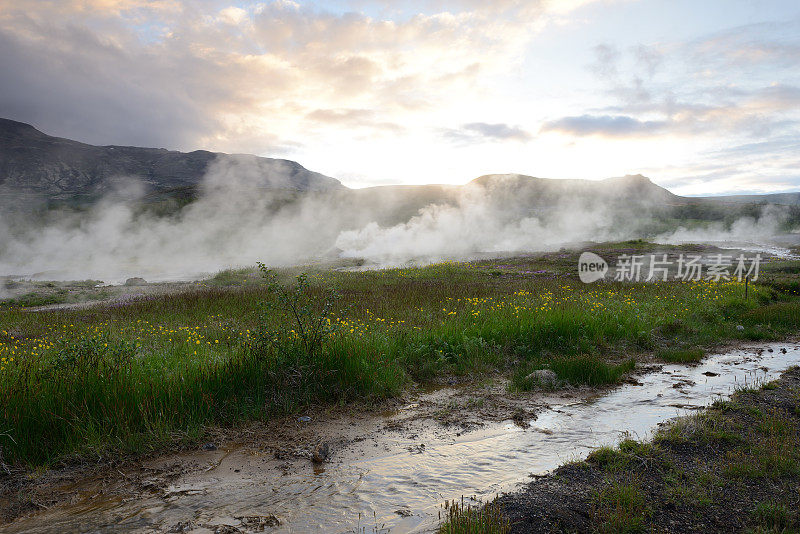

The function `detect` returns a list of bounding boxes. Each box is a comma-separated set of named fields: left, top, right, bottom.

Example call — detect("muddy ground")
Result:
left=0, top=373, right=585, bottom=526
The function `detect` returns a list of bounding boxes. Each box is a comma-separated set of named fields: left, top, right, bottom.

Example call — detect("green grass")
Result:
left=512, top=357, right=636, bottom=390
left=655, top=347, right=705, bottom=363
left=742, top=301, right=800, bottom=328
left=587, top=440, right=654, bottom=472
left=0, top=251, right=799, bottom=466
left=593, top=482, right=649, bottom=534
left=759, top=261, right=800, bottom=296
left=208, top=267, right=257, bottom=287
left=3, top=290, right=70, bottom=307
left=1, top=284, right=111, bottom=308
left=751, top=501, right=799, bottom=533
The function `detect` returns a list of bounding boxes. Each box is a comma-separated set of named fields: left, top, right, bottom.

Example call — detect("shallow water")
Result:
left=714, top=241, right=799, bottom=260
left=7, top=342, right=800, bottom=534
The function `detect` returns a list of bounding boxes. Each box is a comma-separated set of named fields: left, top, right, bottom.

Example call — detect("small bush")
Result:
left=257, top=263, right=340, bottom=358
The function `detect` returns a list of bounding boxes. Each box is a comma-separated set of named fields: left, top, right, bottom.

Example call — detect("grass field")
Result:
left=1, top=243, right=799, bottom=466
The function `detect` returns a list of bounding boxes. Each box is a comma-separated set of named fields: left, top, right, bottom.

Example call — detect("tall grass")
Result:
left=439, top=497, right=510, bottom=534
left=2, top=333, right=404, bottom=464
left=0, top=260, right=796, bottom=466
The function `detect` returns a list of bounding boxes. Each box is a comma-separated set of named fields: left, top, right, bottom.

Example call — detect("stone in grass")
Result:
left=525, top=369, right=558, bottom=386
left=124, top=277, right=148, bottom=286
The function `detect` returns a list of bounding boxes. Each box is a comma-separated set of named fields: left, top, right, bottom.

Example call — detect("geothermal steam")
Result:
left=0, top=156, right=793, bottom=283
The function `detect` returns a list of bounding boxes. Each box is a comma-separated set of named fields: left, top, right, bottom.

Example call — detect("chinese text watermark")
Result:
left=579, top=253, right=760, bottom=284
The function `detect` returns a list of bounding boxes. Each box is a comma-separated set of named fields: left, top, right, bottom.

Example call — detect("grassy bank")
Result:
left=492, top=366, right=800, bottom=533
left=1, top=245, right=799, bottom=466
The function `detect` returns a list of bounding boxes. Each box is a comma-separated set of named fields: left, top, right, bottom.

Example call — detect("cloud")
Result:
left=463, top=122, right=532, bottom=141
left=305, top=108, right=403, bottom=132
left=689, top=20, right=800, bottom=70
left=589, top=43, right=621, bottom=80
left=0, top=0, right=594, bottom=157
left=754, top=84, right=800, bottom=110
left=443, top=122, right=532, bottom=143
left=580, top=18, right=800, bottom=135
left=0, top=26, right=222, bottom=149
left=542, top=115, right=667, bottom=137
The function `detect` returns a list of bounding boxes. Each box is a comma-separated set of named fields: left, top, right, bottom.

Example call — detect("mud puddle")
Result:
left=5, top=342, right=800, bottom=533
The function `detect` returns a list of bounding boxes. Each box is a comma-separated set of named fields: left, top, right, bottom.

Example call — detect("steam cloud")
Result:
left=0, top=157, right=795, bottom=284
left=655, top=204, right=787, bottom=243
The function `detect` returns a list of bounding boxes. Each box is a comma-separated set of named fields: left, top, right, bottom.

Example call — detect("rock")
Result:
left=312, top=442, right=330, bottom=463
left=781, top=348, right=787, bottom=354
left=525, top=369, right=558, bottom=385
left=201, top=442, right=217, bottom=451
left=297, top=415, right=311, bottom=423
left=124, top=277, right=148, bottom=286
left=736, top=325, right=745, bottom=331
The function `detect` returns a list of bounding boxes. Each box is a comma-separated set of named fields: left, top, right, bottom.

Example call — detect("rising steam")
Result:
left=0, top=156, right=795, bottom=284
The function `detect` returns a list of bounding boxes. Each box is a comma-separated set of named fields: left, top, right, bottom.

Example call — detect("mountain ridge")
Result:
left=0, top=118, right=343, bottom=199
left=1, top=117, right=797, bottom=209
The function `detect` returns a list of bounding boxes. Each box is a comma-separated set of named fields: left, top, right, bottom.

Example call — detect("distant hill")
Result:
left=0, top=118, right=343, bottom=201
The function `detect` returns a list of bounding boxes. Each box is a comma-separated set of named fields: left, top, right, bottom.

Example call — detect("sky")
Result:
left=1, top=0, right=799, bottom=195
